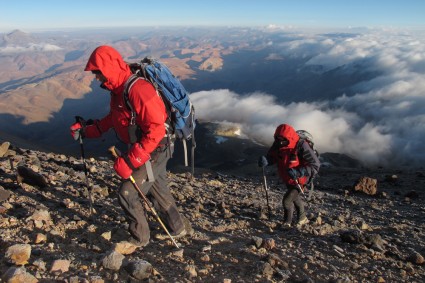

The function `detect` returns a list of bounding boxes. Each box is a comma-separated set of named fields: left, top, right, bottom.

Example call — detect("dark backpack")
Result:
left=124, top=57, right=196, bottom=175
left=296, top=130, right=319, bottom=199
left=296, top=130, right=319, bottom=158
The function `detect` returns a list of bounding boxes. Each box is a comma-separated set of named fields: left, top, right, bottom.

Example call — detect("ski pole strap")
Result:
left=191, top=121, right=196, bottom=178
left=167, top=133, right=174, bottom=158
left=183, top=139, right=188, bottom=167
left=145, top=160, right=155, bottom=183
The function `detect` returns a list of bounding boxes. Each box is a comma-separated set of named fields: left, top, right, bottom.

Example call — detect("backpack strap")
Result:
left=135, top=63, right=176, bottom=159
left=296, top=139, right=314, bottom=185
left=295, top=138, right=305, bottom=158
left=124, top=75, right=156, bottom=183
left=123, top=74, right=140, bottom=126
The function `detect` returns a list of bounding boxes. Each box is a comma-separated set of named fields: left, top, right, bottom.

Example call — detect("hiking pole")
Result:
left=261, top=167, right=272, bottom=220
left=108, top=146, right=180, bottom=249
left=294, top=179, right=305, bottom=195
left=307, top=181, right=315, bottom=201
left=294, top=179, right=310, bottom=208
left=75, top=116, right=95, bottom=216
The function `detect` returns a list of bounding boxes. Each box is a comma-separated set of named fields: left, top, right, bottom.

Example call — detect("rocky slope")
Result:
left=0, top=142, right=424, bottom=282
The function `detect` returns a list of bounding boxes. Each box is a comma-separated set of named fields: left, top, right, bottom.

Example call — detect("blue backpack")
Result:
left=124, top=58, right=196, bottom=174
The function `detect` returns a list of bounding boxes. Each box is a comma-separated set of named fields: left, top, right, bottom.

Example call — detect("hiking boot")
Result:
left=297, top=217, right=309, bottom=226
left=155, top=228, right=187, bottom=240
left=282, top=222, right=291, bottom=229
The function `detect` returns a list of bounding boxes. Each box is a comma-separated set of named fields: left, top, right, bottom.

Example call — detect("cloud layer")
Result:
left=190, top=29, right=425, bottom=168
left=0, top=43, right=62, bottom=53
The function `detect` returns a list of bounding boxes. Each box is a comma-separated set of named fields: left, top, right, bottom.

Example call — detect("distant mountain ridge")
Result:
left=0, top=29, right=36, bottom=46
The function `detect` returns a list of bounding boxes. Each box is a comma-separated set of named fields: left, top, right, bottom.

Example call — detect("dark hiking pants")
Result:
left=282, top=185, right=306, bottom=224
left=118, top=147, right=185, bottom=243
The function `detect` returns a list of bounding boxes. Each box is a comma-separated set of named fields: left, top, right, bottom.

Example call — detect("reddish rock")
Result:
left=353, top=177, right=378, bottom=195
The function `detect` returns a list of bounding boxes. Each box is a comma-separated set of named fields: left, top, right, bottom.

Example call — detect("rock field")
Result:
left=0, top=142, right=424, bottom=282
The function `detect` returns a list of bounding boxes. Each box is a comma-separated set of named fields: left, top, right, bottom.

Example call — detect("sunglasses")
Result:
left=274, top=136, right=289, bottom=147
left=274, top=136, right=288, bottom=142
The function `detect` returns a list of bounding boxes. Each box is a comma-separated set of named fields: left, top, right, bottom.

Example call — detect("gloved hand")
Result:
left=287, top=167, right=307, bottom=180
left=113, top=156, right=133, bottom=179
left=70, top=116, right=87, bottom=140
left=258, top=156, right=268, bottom=167
left=112, top=144, right=150, bottom=179
left=70, top=122, right=84, bottom=140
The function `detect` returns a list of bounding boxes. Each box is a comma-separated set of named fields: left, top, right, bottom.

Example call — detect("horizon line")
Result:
left=2, top=24, right=425, bottom=34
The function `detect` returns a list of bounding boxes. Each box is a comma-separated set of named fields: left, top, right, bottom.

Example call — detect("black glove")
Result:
left=258, top=156, right=268, bottom=167
left=75, top=116, right=87, bottom=126
left=287, top=167, right=307, bottom=180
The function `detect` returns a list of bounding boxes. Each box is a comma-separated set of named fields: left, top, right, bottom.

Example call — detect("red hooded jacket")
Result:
left=267, top=124, right=312, bottom=186
left=83, top=45, right=167, bottom=168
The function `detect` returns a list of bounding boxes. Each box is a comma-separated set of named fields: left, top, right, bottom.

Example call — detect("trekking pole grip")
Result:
left=108, top=146, right=120, bottom=159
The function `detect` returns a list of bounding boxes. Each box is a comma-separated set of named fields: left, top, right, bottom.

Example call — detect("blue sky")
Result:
left=1, top=0, right=424, bottom=32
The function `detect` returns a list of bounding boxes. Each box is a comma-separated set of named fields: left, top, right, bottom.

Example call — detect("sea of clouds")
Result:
left=190, top=29, right=425, bottom=168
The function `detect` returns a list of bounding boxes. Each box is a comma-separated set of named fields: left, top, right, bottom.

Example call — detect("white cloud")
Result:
left=190, top=89, right=401, bottom=167
left=190, top=30, right=425, bottom=168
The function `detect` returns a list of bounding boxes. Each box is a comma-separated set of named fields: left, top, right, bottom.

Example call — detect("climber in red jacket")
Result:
left=259, top=124, right=320, bottom=227
left=70, top=45, right=187, bottom=247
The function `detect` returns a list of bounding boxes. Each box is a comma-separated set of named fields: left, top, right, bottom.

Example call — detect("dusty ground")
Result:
left=0, top=145, right=424, bottom=282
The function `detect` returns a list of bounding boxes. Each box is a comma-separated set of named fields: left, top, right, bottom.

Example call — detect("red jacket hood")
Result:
left=274, top=124, right=299, bottom=149
left=85, top=45, right=131, bottom=93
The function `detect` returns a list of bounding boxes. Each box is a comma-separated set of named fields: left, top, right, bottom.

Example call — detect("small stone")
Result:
left=2, top=266, right=38, bottom=283
left=34, top=233, right=47, bottom=244
left=102, top=251, right=125, bottom=271
left=50, top=259, right=70, bottom=273
left=124, top=259, right=152, bottom=280
left=185, top=265, right=197, bottom=278
left=5, top=244, right=31, bottom=265
left=101, top=231, right=112, bottom=240
left=262, top=238, right=275, bottom=250
left=200, top=254, right=210, bottom=262
left=407, top=252, right=424, bottom=265
left=172, top=248, right=184, bottom=258
left=113, top=241, right=138, bottom=255
left=0, top=141, right=10, bottom=157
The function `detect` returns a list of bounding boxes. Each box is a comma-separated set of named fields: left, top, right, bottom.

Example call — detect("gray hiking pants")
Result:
left=282, top=185, right=306, bottom=224
left=118, top=146, right=185, bottom=243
